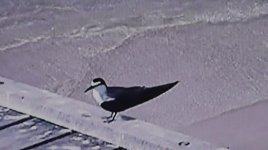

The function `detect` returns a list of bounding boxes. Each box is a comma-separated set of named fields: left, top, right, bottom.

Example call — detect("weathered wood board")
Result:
left=0, top=106, right=30, bottom=129
left=0, top=117, right=71, bottom=150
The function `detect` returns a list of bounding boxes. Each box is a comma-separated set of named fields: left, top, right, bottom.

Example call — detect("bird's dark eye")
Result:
left=93, top=78, right=101, bottom=82
left=93, top=78, right=99, bottom=82
left=93, top=78, right=104, bottom=84
left=92, top=78, right=106, bottom=86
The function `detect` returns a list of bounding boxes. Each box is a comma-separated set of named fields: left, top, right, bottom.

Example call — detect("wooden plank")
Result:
left=0, top=118, right=72, bottom=150
left=0, top=106, right=31, bottom=129
left=35, top=132, right=123, bottom=150
left=0, top=107, right=119, bottom=150
left=21, top=132, right=73, bottom=150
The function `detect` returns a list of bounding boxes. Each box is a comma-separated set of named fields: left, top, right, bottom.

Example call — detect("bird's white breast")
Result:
left=92, top=85, right=114, bottom=105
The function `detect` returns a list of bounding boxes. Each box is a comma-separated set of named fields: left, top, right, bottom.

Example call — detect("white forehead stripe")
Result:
left=91, top=81, right=101, bottom=86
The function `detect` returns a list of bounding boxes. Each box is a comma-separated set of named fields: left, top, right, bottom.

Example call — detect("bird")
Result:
left=84, top=78, right=179, bottom=123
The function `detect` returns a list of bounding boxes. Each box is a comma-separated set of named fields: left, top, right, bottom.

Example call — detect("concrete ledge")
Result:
left=0, top=76, right=226, bottom=150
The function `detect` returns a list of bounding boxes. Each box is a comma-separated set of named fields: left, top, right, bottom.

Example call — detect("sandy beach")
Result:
left=0, top=0, right=268, bottom=149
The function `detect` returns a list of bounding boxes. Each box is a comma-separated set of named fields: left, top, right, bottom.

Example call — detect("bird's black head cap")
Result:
left=92, top=78, right=106, bottom=86
left=84, top=77, right=106, bottom=93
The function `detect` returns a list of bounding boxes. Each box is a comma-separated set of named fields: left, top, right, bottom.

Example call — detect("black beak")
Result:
left=84, top=86, right=95, bottom=93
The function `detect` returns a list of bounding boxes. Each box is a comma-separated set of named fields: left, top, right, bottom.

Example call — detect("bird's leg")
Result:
left=111, top=112, right=117, bottom=121
left=111, top=112, right=114, bottom=117
left=107, top=112, right=117, bottom=123
left=104, top=112, right=117, bottom=123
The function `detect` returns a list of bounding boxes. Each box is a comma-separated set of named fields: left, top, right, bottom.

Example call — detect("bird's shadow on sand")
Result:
left=120, top=115, right=136, bottom=121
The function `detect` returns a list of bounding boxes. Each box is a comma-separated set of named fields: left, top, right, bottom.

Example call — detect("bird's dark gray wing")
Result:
left=106, top=86, right=144, bottom=99
left=101, top=81, right=179, bottom=112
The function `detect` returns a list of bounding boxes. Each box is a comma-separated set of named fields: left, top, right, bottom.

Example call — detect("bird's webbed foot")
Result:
left=103, top=119, right=115, bottom=123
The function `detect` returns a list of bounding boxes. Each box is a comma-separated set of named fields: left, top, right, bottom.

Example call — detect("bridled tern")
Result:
left=84, top=78, right=179, bottom=123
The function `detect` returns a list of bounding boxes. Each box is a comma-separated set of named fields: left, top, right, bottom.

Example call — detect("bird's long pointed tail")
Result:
left=142, top=81, right=179, bottom=101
